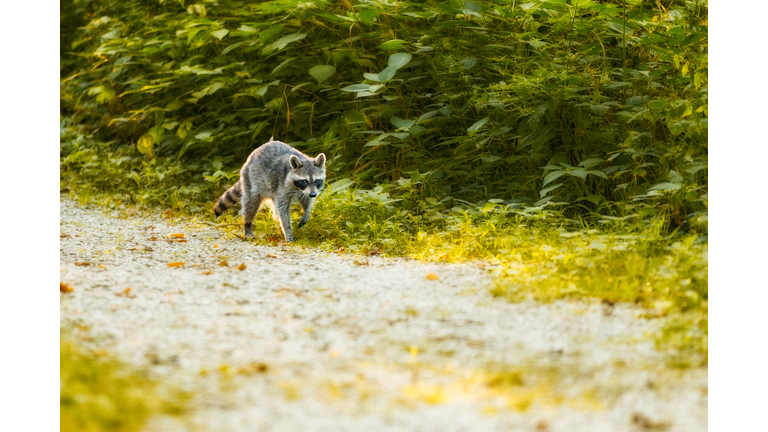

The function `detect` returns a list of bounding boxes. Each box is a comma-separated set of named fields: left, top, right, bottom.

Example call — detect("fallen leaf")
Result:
left=213, top=244, right=219, bottom=248
left=426, top=273, right=440, bottom=280
left=147, top=236, right=158, bottom=241
left=191, top=264, right=201, bottom=267
left=124, top=207, right=137, bottom=216
left=171, top=233, right=185, bottom=239
left=116, top=288, right=133, bottom=297
left=98, top=264, right=107, bottom=269
left=60, top=283, right=74, bottom=293
left=363, top=246, right=383, bottom=256
left=266, top=254, right=278, bottom=258
left=353, top=260, right=368, bottom=266
left=237, top=263, right=247, bottom=271
left=60, top=234, right=71, bottom=238
left=199, top=270, right=213, bottom=275
left=74, top=261, right=90, bottom=266
left=219, top=260, right=229, bottom=267
left=167, top=262, right=185, bottom=268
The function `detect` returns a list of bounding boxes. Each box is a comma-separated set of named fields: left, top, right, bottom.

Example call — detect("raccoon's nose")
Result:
left=309, top=192, right=317, bottom=198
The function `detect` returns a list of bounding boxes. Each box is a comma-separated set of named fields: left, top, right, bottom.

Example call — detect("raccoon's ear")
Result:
left=314, top=153, right=326, bottom=168
left=289, top=155, right=303, bottom=169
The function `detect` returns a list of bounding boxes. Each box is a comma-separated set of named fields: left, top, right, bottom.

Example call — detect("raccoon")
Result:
left=213, top=139, right=326, bottom=242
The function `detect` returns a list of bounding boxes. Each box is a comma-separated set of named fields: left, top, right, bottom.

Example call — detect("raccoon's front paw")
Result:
left=298, top=219, right=307, bottom=228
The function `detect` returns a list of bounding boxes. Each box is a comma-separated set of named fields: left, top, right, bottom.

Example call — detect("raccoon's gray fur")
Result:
left=213, top=139, right=326, bottom=242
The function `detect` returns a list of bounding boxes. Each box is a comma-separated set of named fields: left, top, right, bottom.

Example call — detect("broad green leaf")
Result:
left=211, top=29, right=229, bottom=40
left=391, top=116, right=415, bottom=129
left=578, top=158, right=604, bottom=169
left=542, top=170, right=568, bottom=186
left=589, top=170, right=608, bottom=179
left=328, top=178, right=354, bottom=193
left=363, top=73, right=381, bottom=82
left=309, top=65, right=336, bottom=83
left=265, top=33, right=307, bottom=53
left=359, top=8, right=378, bottom=24
left=481, top=156, right=501, bottom=163
left=585, top=195, right=601, bottom=205
left=340, top=84, right=371, bottom=92
left=237, top=25, right=256, bottom=33
left=417, top=110, right=439, bottom=124
left=166, top=100, right=183, bottom=111
left=409, top=125, right=427, bottom=136
left=589, top=105, right=609, bottom=114
left=626, top=95, right=650, bottom=106
left=379, top=39, right=407, bottom=51
left=195, top=131, right=212, bottom=140
left=221, top=41, right=246, bottom=55
left=467, top=117, right=489, bottom=134
left=460, top=57, right=478, bottom=69
left=388, top=53, right=412, bottom=69
left=669, top=170, right=684, bottom=184
left=649, top=182, right=682, bottom=192
left=463, top=1, right=482, bottom=13
left=378, top=65, right=398, bottom=82
left=567, top=169, right=588, bottom=181
left=271, top=57, right=297, bottom=75
left=539, top=183, right=563, bottom=198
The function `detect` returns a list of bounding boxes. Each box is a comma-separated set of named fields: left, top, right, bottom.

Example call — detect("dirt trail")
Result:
left=59, top=198, right=707, bottom=432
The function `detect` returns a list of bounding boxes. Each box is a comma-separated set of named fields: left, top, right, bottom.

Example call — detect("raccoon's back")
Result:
left=242, top=141, right=302, bottom=193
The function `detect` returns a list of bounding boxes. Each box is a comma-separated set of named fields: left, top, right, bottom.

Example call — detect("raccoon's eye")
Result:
left=315, top=179, right=323, bottom=187
left=294, top=180, right=309, bottom=189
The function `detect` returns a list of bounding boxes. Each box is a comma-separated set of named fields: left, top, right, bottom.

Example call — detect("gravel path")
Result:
left=59, top=198, right=707, bottom=432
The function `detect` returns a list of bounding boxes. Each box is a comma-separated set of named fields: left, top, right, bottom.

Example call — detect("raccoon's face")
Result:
left=288, top=153, right=326, bottom=199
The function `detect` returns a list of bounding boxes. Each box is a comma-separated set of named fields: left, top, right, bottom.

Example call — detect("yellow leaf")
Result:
left=137, top=133, right=154, bottom=158
left=167, top=262, right=185, bottom=268
left=219, top=260, right=228, bottom=267
left=199, top=270, right=212, bottom=275
left=426, top=273, right=440, bottom=280
left=171, top=233, right=185, bottom=239
left=60, top=282, right=74, bottom=293
left=237, top=263, right=247, bottom=271
left=116, top=288, right=133, bottom=297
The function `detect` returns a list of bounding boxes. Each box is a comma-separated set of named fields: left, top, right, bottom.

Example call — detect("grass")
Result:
left=60, top=333, right=190, bottom=432
left=60, top=138, right=707, bottom=367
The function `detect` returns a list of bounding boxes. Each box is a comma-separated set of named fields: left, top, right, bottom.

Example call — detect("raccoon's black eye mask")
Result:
left=294, top=179, right=309, bottom=189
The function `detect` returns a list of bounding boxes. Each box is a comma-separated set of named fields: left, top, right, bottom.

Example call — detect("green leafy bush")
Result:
left=61, top=0, right=707, bottom=232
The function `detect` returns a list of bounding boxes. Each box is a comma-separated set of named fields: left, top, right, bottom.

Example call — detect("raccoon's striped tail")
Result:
left=213, top=180, right=243, bottom=218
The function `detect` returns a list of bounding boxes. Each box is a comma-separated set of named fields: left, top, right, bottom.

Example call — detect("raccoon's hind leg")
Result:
left=298, top=195, right=314, bottom=228
left=241, top=193, right=262, bottom=238
left=240, top=175, right=262, bottom=238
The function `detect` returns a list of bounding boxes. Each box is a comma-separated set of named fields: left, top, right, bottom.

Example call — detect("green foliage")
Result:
left=60, top=335, right=189, bottom=432
left=60, top=0, right=708, bottom=232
